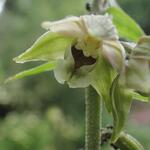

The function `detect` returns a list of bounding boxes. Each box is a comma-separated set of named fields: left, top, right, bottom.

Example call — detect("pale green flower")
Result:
left=41, top=15, right=125, bottom=89
left=10, top=14, right=125, bottom=112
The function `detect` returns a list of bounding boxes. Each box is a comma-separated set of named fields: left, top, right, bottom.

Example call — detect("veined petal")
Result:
left=102, top=40, right=126, bottom=72
left=14, top=31, right=74, bottom=63
left=82, top=14, right=118, bottom=40
left=42, top=16, right=86, bottom=38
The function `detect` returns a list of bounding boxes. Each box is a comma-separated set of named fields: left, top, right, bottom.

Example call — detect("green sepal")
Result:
left=107, top=7, right=144, bottom=42
left=5, top=61, right=56, bottom=82
left=14, top=31, right=74, bottom=63
left=91, top=54, right=116, bottom=112
left=110, top=75, right=132, bottom=142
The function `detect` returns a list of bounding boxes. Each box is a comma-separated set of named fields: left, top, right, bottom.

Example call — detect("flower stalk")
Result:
left=85, top=86, right=102, bottom=150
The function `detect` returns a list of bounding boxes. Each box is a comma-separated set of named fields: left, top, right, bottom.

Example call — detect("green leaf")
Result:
left=132, top=92, right=149, bottom=102
left=5, top=61, right=56, bottom=82
left=14, top=31, right=74, bottom=63
left=91, top=54, right=116, bottom=112
left=110, top=75, right=132, bottom=142
left=107, top=7, right=145, bottom=42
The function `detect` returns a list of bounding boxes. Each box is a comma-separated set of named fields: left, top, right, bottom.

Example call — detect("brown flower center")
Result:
left=71, top=46, right=96, bottom=69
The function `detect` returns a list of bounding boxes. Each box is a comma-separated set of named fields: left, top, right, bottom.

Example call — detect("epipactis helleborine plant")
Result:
left=8, top=14, right=150, bottom=142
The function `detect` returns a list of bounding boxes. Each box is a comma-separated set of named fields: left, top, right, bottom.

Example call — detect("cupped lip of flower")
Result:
left=71, top=46, right=97, bottom=69
left=53, top=45, right=97, bottom=88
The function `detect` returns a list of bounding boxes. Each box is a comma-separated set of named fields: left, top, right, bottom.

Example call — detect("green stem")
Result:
left=114, top=132, right=144, bottom=150
left=85, top=86, right=102, bottom=150
left=101, top=128, right=144, bottom=150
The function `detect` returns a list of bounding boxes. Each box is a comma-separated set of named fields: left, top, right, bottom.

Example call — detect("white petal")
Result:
left=102, top=40, right=125, bottom=71
left=42, top=16, right=86, bottom=38
left=82, top=14, right=118, bottom=40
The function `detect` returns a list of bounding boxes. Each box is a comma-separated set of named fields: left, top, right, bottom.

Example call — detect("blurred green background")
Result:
left=0, top=0, right=149, bottom=149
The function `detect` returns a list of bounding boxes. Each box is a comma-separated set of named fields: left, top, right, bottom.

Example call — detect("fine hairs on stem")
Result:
left=85, top=86, right=102, bottom=150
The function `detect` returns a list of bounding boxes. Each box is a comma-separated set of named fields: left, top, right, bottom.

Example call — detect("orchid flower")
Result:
left=10, top=14, right=125, bottom=112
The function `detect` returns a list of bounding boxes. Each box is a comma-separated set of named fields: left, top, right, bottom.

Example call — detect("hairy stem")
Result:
left=85, top=86, right=102, bottom=150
